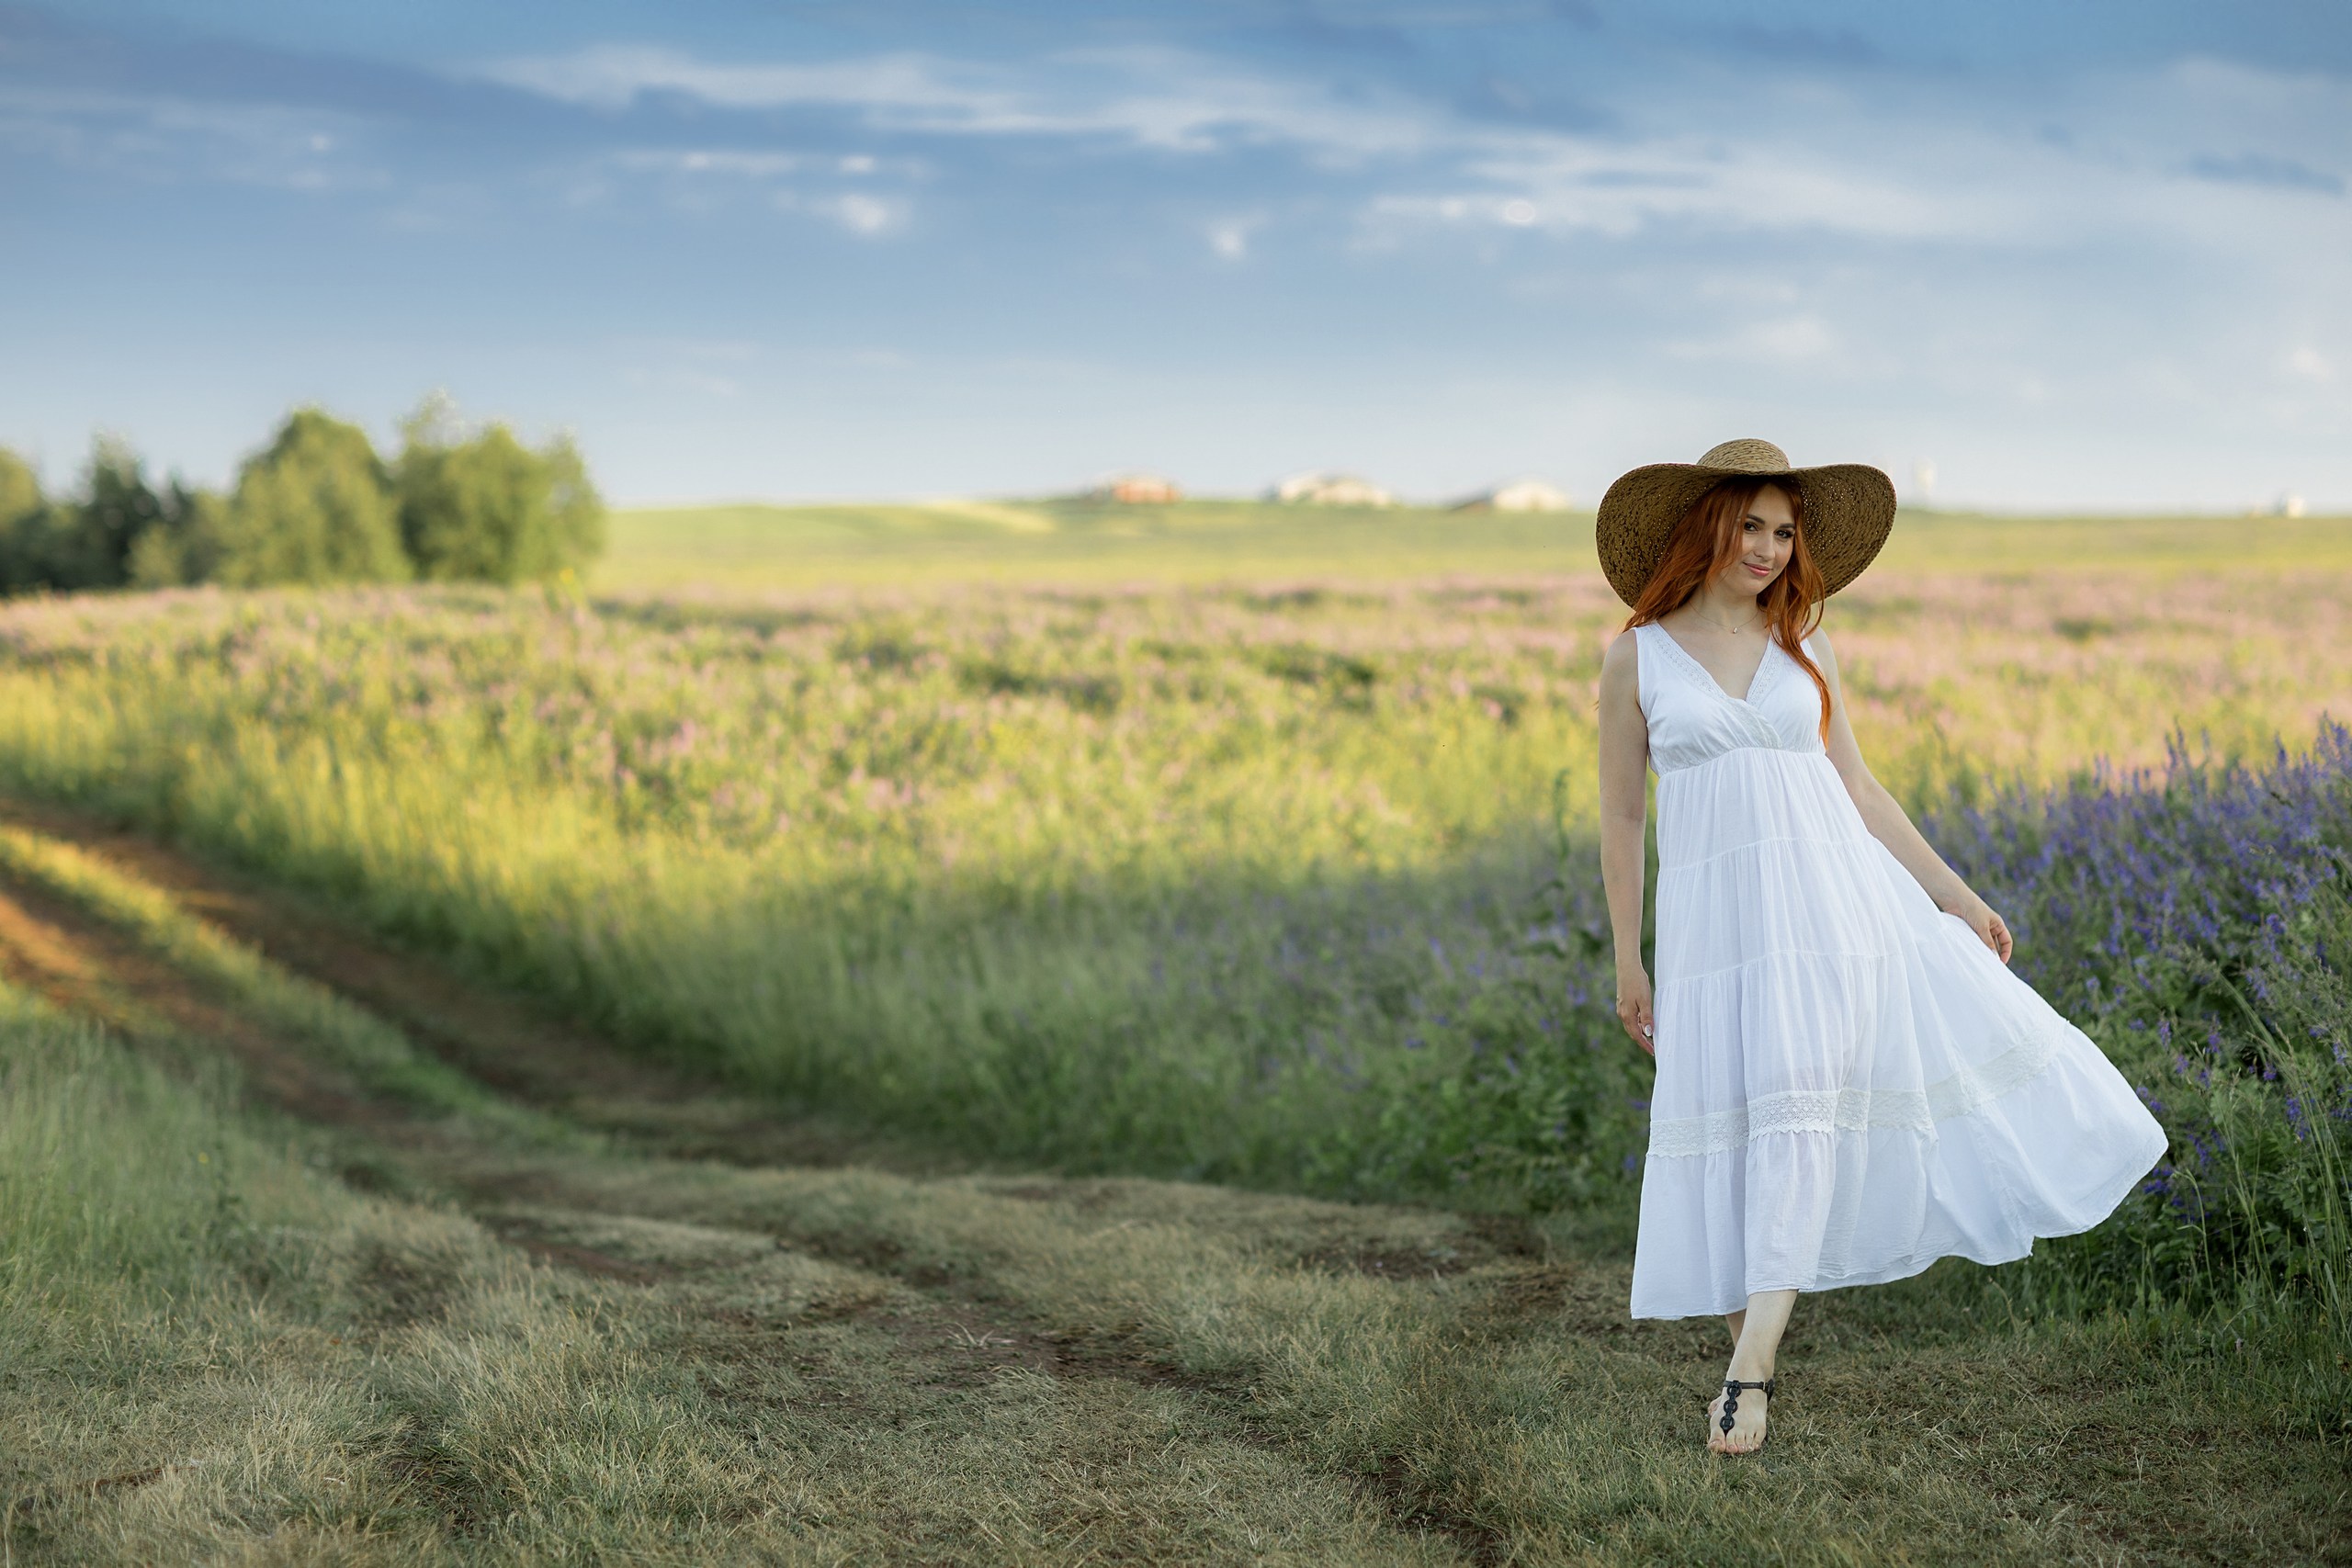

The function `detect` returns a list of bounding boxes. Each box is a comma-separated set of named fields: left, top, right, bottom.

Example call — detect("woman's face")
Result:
left=1715, top=484, right=1796, bottom=599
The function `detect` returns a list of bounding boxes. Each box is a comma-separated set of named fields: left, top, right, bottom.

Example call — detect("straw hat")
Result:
left=1594, top=438, right=1896, bottom=608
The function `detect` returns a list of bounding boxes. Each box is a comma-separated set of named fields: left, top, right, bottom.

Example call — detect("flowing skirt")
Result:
left=1629, top=749, right=2168, bottom=1320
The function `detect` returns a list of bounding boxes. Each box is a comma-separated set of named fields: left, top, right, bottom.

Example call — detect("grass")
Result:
left=0, top=512, right=2346, bottom=1557
left=0, top=985, right=748, bottom=1563
left=1, top=804, right=2345, bottom=1563
left=599, top=497, right=1603, bottom=589
left=0, top=829, right=1451, bottom=1564
left=598, top=497, right=2352, bottom=591
left=0, top=556, right=2341, bottom=1199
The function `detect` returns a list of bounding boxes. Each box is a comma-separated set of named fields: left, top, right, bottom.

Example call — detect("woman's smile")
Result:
left=1708, top=493, right=1797, bottom=594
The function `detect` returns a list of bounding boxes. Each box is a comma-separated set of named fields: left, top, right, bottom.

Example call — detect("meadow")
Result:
left=1, top=513, right=2345, bottom=1191
left=1, top=501, right=2347, bottom=1561
left=599, top=495, right=2352, bottom=587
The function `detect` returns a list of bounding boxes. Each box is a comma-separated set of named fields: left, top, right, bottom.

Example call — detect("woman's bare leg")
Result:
left=1706, top=1289, right=1794, bottom=1454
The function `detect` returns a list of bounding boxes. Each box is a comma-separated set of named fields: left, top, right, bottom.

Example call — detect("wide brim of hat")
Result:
left=1594, top=462, right=1896, bottom=609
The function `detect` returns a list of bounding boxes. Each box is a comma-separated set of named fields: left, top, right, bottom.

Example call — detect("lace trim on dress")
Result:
left=1644, top=623, right=1788, bottom=709
left=1645, top=1027, right=2063, bottom=1158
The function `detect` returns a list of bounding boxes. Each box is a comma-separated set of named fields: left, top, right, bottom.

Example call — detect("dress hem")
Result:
left=1625, top=1120, right=2171, bottom=1321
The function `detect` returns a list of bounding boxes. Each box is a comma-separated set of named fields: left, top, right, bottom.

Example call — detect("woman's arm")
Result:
left=1815, top=630, right=2014, bottom=964
left=1597, top=631, right=1657, bottom=1050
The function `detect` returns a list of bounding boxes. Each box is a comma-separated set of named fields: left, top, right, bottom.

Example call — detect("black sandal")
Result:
left=1717, top=1378, right=1775, bottom=1445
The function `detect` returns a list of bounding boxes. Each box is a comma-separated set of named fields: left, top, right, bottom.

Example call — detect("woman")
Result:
left=1593, top=439, right=2166, bottom=1455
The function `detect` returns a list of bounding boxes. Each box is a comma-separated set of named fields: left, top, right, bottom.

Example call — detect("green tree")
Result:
left=210, top=409, right=408, bottom=587
left=0, top=447, right=65, bottom=593
left=84, top=444, right=231, bottom=592
left=395, top=400, right=606, bottom=584
left=0, top=448, right=40, bottom=531
left=127, top=484, right=229, bottom=589
left=75, top=435, right=165, bottom=585
left=0, top=438, right=213, bottom=594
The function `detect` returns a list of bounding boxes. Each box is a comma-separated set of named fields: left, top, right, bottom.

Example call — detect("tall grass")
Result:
left=0, top=568, right=2346, bottom=1341
left=0, top=571, right=2345, bottom=1201
left=0, top=579, right=1643, bottom=1190
left=0, top=994, right=337, bottom=1311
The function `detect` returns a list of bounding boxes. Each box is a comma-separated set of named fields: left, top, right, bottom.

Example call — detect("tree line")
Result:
left=0, top=398, right=605, bottom=595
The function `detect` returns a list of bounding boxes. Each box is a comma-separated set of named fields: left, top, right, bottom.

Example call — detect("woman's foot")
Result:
left=1706, top=1379, right=1770, bottom=1455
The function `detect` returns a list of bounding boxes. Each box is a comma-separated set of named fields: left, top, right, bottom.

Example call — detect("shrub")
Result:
left=1924, top=726, right=2352, bottom=1337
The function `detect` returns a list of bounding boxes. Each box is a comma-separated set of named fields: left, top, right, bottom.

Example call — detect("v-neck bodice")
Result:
left=1651, top=623, right=1779, bottom=705
left=1634, top=621, right=1823, bottom=774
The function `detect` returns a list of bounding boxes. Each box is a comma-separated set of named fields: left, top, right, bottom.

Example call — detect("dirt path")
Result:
left=0, top=796, right=954, bottom=1172
left=0, top=797, right=1524, bottom=1562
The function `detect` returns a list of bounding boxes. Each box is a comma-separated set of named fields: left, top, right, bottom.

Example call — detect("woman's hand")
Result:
left=1616, top=968, right=1657, bottom=1055
left=1945, top=895, right=2015, bottom=964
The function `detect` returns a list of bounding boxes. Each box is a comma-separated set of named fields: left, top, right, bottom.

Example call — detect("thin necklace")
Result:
left=1689, top=607, right=1761, bottom=635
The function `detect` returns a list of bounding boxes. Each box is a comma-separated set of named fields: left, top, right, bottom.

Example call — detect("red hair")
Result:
left=1623, top=479, right=1831, bottom=739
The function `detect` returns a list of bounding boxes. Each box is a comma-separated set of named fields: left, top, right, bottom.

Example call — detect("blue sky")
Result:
left=4, top=2, right=2347, bottom=510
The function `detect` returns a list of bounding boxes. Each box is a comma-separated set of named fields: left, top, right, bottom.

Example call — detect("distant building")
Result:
left=1091, top=472, right=1182, bottom=504
left=1451, top=479, right=1572, bottom=513
left=2274, top=491, right=2308, bottom=519
left=1271, top=471, right=1395, bottom=507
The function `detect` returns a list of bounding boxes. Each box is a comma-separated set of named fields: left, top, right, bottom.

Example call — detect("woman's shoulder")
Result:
left=1603, top=621, right=1651, bottom=661
left=1600, top=625, right=1643, bottom=691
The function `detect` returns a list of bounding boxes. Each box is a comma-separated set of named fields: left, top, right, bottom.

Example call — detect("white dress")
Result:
left=1629, top=622, right=2167, bottom=1320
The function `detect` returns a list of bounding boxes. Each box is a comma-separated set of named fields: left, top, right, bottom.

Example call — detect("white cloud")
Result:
left=478, top=44, right=2352, bottom=263
left=1207, top=217, right=1258, bottom=258
left=603, top=145, right=910, bottom=233
left=619, top=148, right=804, bottom=177
left=0, top=85, right=376, bottom=192
left=1667, top=314, right=1839, bottom=364
left=2288, top=345, right=2335, bottom=381
left=756, top=189, right=907, bottom=235
left=477, top=44, right=1443, bottom=158
left=484, top=48, right=1001, bottom=116
left=825, top=193, right=899, bottom=235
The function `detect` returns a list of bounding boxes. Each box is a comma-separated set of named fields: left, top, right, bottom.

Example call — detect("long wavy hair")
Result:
left=1623, top=478, right=1831, bottom=739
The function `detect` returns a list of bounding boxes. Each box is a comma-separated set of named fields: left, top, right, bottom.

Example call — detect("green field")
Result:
left=600, top=497, right=2352, bottom=589
left=2, top=510, right=2347, bottom=1562
left=599, top=497, right=1598, bottom=587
